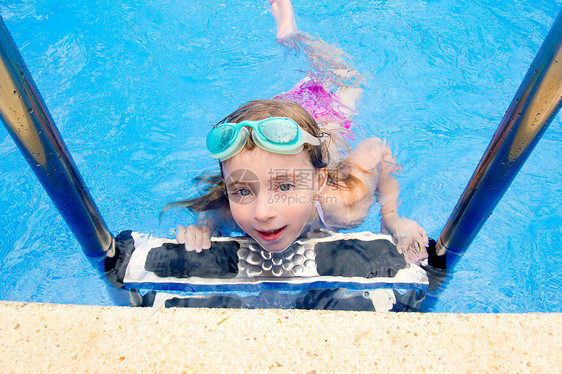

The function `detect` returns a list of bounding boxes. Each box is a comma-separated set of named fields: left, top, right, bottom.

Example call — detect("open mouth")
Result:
left=256, top=226, right=286, bottom=242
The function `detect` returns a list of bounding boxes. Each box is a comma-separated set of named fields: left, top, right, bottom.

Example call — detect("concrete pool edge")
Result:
left=0, top=301, right=559, bottom=372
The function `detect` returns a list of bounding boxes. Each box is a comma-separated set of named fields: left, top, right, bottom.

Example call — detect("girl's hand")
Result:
left=381, top=217, right=429, bottom=265
left=176, top=225, right=211, bottom=253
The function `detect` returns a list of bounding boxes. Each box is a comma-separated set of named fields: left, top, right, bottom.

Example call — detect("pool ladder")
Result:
left=0, top=10, right=561, bottom=300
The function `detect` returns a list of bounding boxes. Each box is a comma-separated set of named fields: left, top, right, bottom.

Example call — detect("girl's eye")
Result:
left=278, top=183, right=292, bottom=192
left=237, top=188, right=251, bottom=196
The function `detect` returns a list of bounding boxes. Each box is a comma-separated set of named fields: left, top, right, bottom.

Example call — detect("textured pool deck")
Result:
left=0, top=301, right=559, bottom=373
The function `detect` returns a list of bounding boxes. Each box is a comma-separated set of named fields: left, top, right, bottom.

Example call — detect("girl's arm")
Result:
left=376, top=169, right=429, bottom=264
left=325, top=137, right=429, bottom=263
left=321, top=137, right=385, bottom=228
left=372, top=144, right=429, bottom=264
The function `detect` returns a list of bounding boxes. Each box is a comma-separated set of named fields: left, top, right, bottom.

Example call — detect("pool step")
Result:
left=108, top=231, right=432, bottom=311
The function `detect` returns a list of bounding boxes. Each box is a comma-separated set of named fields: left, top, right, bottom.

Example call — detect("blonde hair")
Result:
left=163, top=99, right=367, bottom=216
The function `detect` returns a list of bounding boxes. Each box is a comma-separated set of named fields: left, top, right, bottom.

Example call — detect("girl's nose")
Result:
left=253, top=193, right=275, bottom=222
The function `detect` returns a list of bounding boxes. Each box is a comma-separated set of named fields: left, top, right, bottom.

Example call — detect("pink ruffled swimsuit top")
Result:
left=275, top=76, right=354, bottom=130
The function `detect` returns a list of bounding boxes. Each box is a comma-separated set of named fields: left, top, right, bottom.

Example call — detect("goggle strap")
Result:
left=300, top=130, right=321, bottom=146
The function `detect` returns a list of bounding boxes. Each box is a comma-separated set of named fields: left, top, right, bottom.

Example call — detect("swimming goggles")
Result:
left=206, top=117, right=321, bottom=161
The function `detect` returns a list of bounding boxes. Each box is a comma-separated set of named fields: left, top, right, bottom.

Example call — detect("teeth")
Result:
left=259, top=227, right=283, bottom=235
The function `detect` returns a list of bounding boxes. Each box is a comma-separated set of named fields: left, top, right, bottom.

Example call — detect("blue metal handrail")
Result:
left=436, top=10, right=562, bottom=269
left=0, top=16, right=113, bottom=261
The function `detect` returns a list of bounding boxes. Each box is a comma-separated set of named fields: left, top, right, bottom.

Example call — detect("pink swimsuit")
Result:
left=275, top=76, right=354, bottom=131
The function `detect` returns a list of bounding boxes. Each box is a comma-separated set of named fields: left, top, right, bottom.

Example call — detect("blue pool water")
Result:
left=0, top=0, right=561, bottom=312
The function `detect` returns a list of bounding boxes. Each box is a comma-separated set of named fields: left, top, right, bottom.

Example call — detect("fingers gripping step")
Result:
left=176, top=225, right=211, bottom=253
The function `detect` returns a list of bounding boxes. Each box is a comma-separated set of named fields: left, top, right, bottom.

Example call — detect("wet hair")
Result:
left=163, top=99, right=366, bottom=218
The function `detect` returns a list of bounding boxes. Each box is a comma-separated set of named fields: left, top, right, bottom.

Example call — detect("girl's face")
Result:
left=222, top=147, right=327, bottom=253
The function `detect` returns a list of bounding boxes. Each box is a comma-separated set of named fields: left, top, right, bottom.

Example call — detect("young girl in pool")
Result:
left=171, top=0, right=428, bottom=264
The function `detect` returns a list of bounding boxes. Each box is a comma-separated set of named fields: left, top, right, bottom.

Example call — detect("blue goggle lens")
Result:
left=258, top=119, right=298, bottom=144
left=207, top=125, right=235, bottom=154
